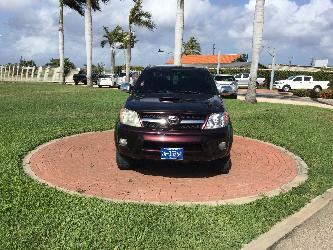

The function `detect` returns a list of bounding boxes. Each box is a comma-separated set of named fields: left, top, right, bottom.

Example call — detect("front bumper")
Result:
left=217, top=86, right=238, bottom=96
left=115, top=123, right=233, bottom=162
left=273, top=83, right=282, bottom=89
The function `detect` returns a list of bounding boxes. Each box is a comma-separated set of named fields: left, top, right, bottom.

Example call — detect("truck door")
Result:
left=303, top=76, right=312, bottom=89
left=242, top=73, right=250, bottom=87
left=292, top=76, right=303, bottom=89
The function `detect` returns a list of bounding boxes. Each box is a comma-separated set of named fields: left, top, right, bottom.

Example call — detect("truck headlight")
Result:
left=230, top=82, right=237, bottom=90
left=119, top=108, right=142, bottom=127
left=203, top=112, right=230, bottom=129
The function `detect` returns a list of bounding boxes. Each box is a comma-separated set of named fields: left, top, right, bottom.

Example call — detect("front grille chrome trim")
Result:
left=180, top=120, right=205, bottom=124
left=141, top=118, right=205, bottom=124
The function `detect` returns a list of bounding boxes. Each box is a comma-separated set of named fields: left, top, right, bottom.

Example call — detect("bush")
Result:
left=291, top=89, right=309, bottom=97
left=45, top=58, right=76, bottom=76
left=328, top=82, right=333, bottom=89
left=291, top=89, right=320, bottom=98
left=292, top=89, right=333, bottom=99
left=320, top=89, right=333, bottom=99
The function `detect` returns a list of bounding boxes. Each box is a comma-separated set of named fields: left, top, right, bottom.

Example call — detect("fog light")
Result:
left=218, top=141, right=227, bottom=151
left=119, top=138, right=128, bottom=146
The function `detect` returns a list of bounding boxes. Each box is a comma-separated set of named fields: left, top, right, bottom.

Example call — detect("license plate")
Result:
left=161, top=148, right=184, bottom=160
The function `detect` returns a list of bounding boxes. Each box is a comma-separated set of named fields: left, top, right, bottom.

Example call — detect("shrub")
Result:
left=320, top=89, right=333, bottom=99
left=328, top=82, right=333, bottom=89
left=291, top=89, right=309, bottom=97
left=291, top=89, right=320, bottom=98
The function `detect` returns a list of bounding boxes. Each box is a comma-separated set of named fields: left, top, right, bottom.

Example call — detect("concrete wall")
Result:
left=0, top=65, right=77, bottom=83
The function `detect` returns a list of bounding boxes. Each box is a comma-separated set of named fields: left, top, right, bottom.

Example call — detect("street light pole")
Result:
left=262, top=46, right=276, bottom=90
left=217, top=50, right=221, bottom=74
left=270, top=48, right=276, bottom=90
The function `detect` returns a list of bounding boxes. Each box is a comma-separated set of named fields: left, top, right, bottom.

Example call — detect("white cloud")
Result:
left=15, top=36, right=57, bottom=58
left=0, top=0, right=38, bottom=10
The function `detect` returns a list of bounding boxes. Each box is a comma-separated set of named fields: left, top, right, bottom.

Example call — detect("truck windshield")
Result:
left=215, top=75, right=235, bottom=81
left=134, top=68, right=217, bottom=95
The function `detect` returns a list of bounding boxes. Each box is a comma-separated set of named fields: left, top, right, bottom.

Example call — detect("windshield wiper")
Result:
left=173, top=90, right=202, bottom=94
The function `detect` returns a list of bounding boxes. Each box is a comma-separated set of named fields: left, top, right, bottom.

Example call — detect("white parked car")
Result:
left=214, top=74, right=238, bottom=99
left=234, top=73, right=266, bottom=87
left=97, top=74, right=117, bottom=88
left=116, top=73, right=133, bottom=87
left=273, top=75, right=330, bottom=92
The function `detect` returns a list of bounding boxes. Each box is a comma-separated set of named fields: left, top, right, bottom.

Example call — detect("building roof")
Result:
left=166, top=54, right=242, bottom=65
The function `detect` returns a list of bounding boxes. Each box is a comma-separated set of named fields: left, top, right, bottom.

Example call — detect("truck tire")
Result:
left=74, top=80, right=79, bottom=85
left=313, top=86, right=322, bottom=93
left=212, top=156, right=231, bottom=174
left=282, top=85, right=291, bottom=92
left=116, top=151, right=136, bottom=170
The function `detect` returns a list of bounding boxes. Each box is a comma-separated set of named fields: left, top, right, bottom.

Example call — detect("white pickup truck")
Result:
left=273, top=75, right=330, bottom=92
left=234, top=73, right=266, bottom=87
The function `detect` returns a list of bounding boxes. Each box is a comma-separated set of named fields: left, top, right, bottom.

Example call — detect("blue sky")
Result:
left=0, top=0, right=332, bottom=68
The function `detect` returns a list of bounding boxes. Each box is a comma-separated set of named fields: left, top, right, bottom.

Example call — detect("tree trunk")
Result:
left=111, top=47, right=116, bottom=74
left=85, top=0, right=93, bottom=87
left=245, top=0, right=265, bottom=104
left=174, top=0, right=184, bottom=66
left=125, top=26, right=132, bottom=83
left=58, top=0, right=65, bottom=85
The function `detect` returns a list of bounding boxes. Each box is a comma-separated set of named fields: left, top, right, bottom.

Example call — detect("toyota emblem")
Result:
left=168, top=116, right=180, bottom=126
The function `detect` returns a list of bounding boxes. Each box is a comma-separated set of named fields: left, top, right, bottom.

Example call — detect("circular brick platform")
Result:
left=24, top=131, right=307, bottom=205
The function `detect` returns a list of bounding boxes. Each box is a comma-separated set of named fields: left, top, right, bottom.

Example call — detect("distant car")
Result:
left=73, top=70, right=98, bottom=85
left=116, top=72, right=133, bottom=87
left=234, top=73, right=266, bottom=87
left=119, top=82, right=130, bottom=92
left=97, top=74, right=117, bottom=88
left=273, top=75, right=330, bottom=92
left=214, top=74, right=238, bottom=99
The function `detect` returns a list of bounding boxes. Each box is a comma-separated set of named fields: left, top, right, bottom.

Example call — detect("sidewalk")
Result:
left=243, top=188, right=333, bottom=250
left=271, top=200, right=333, bottom=250
left=237, top=89, right=333, bottom=109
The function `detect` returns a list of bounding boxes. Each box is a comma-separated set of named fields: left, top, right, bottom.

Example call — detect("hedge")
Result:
left=291, top=89, right=333, bottom=99
left=209, top=68, right=333, bottom=88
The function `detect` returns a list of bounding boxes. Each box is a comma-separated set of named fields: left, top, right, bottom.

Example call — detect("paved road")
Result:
left=271, top=200, right=333, bottom=250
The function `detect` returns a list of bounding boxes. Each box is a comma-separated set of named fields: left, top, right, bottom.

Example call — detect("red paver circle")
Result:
left=25, top=131, right=306, bottom=205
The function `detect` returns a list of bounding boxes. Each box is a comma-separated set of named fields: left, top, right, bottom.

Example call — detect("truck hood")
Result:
left=124, top=93, right=225, bottom=114
left=275, top=80, right=291, bottom=84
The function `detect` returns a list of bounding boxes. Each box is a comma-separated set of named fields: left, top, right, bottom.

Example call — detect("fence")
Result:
left=0, top=65, right=76, bottom=83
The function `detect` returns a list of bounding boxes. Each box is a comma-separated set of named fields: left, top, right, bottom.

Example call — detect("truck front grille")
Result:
left=140, top=113, right=206, bottom=130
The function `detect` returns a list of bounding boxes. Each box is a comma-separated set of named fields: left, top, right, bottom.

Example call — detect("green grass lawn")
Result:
left=0, top=82, right=332, bottom=249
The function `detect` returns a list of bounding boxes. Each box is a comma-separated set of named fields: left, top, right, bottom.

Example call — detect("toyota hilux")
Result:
left=114, top=66, right=233, bottom=173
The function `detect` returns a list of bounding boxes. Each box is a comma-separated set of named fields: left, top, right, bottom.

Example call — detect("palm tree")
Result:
left=101, top=25, right=124, bottom=74
left=58, top=0, right=84, bottom=85
left=174, top=0, right=184, bottom=66
left=84, top=0, right=110, bottom=87
left=126, top=0, right=156, bottom=83
left=245, top=0, right=265, bottom=104
left=183, top=36, right=201, bottom=55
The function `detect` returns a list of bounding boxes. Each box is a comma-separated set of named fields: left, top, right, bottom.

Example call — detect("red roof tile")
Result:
left=166, top=54, right=241, bottom=65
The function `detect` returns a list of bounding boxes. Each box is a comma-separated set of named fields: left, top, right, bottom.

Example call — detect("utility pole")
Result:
left=217, top=50, right=221, bottom=74
left=262, top=46, right=276, bottom=90
left=212, top=44, right=216, bottom=55
left=270, top=48, right=276, bottom=90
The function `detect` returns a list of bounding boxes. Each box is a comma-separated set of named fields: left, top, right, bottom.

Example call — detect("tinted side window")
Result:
left=304, top=77, right=311, bottom=81
left=293, top=77, right=302, bottom=81
left=235, top=74, right=242, bottom=78
left=243, top=73, right=250, bottom=78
